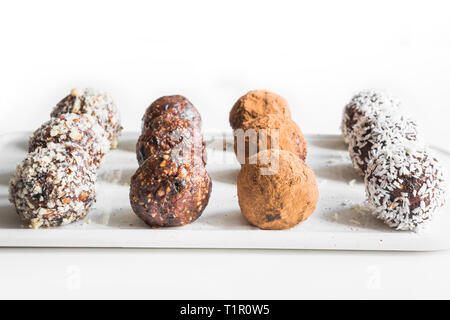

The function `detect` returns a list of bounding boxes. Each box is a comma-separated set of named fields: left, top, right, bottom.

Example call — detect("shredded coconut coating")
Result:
left=365, top=145, right=447, bottom=231
left=9, top=143, right=97, bottom=228
left=29, top=113, right=110, bottom=169
left=349, top=111, right=421, bottom=175
left=341, top=89, right=401, bottom=143
left=51, top=88, right=122, bottom=148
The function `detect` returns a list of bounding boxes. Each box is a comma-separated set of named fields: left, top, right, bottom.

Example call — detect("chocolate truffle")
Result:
left=341, top=90, right=400, bottom=144
left=365, top=144, right=447, bottom=231
left=130, top=95, right=211, bottom=228
left=137, top=123, right=204, bottom=165
left=234, top=114, right=307, bottom=164
left=141, top=95, right=201, bottom=131
left=349, top=112, right=420, bottom=175
left=229, top=90, right=291, bottom=130
left=136, top=95, right=204, bottom=165
left=9, top=143, right=97, bottom=228
left=237, top=150, right=318, bottom=230
left=129, top=154, right=211, bottom=227
left=29, top=113, right=110, bottom=169
left=51, top=88, right=122, bottom=148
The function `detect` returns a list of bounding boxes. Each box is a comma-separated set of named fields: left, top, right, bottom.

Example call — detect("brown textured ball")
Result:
left=130, top=153, right=211, bottom=227
left=130, top=95, right=211, bottom=228
left=29, top=113, right=110, bottom=169
left=229, top=90, right=291, bottom=129
left=141, top=95, right=201, bottom=131
left=51, top=88, right=122, bottom=148
left=234, top=114, right=307, bottom=164
left=137, top=95, right=204, bottom=165
left=237, top=150, right=318, bottom=230
left=9, top=143, right=97, bottom=228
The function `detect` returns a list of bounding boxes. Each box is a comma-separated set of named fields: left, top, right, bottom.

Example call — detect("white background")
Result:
left=1, top=0, right=450, bottom=299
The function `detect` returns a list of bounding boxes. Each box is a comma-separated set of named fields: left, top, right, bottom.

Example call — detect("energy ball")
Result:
left=229, top=90, right=292, bottom=130
left=141, top=95, right=202, bottom=131
left=365, top=145, right=447, bottom=231
left=137, top=95, right=204, bottom=165
left=237, top=150, right=318, bottom=230
left=131, top=95, right=211, bottom=228
left=51, top=88, right=122, bottom=148
left=137, top=124, right=205, bottom=166
left=341, top=89, right=401, bottom=144
left=29, top=113, right=110, bottom=169
left=349, top=112, right=420, bottom=175
left=129, top=154, right=212, bottom=227
left=9, top=143, right=97, bottom=228
left=234, top=114, right=307, bottom=164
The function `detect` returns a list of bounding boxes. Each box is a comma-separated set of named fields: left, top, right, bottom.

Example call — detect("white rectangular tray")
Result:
left=0, top=132, right=449, bottom=251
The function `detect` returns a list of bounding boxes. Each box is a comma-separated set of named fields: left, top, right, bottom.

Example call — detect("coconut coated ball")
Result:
left=237, top=150, right=318, bottom=230
left=349, top=111, right=420, bottom=175
left=365, top=144, right=447, bottom=231
left=341, top=89, right=401, bottom=144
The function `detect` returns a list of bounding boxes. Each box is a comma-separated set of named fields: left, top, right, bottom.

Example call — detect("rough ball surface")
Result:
left=341, top=89, right=400, bottom=144
left=365, top=145, right=447, bottom=231
left=9, top=143, right=97, bottom=228
left=51, top=88, right=122, bottom=148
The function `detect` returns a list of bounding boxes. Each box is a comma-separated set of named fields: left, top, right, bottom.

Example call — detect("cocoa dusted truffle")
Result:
left=341, top=90, right=400, bottom=144
left=365, top=144, right=447, bottom=231
left=29, top=113, right=110, bottom=169
left=51, top=88, right=122, bottom=148
left=237, top=150, right=318, bottom=230
left=234, top=114, right=307, bottom=164
left=9, top=143, right=97, bottom=228
left=230, top=90, right=308, bottom=164
left=349, top=112, right=420, bottom=175
left=229, top=90, right=291, bottom=130
left=130, top=154, right=211, bottom=227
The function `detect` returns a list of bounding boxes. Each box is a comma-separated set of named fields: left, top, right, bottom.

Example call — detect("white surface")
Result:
left=1, top=0, right=450, bottom=299
left=2, top=247, right=450, bottom=300
left=1, top=132, right=449, bottom=250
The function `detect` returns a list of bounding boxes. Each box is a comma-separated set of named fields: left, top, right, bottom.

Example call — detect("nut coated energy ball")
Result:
left=51, top=88, right=122, bottom=148
left=29, top=113, right=110, bottom=169
left=9, top=143, right=97, bottom=228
